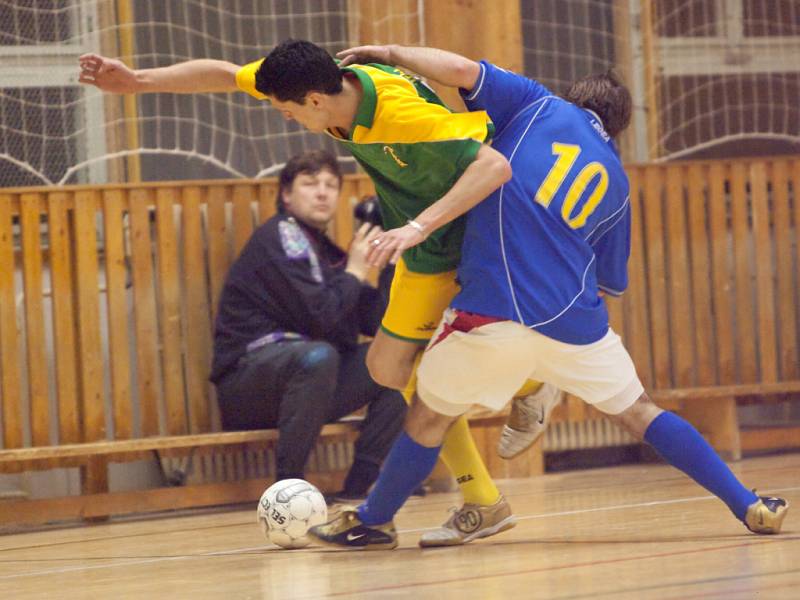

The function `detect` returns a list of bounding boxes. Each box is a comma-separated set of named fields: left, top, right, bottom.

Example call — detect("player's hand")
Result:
left=366, top=223, right=427, bottom=267
left=337, top=45, right=395, bottom=67
left=347, top=223, right=382, bottom=280
left=79, top=53, right=138, bottom=93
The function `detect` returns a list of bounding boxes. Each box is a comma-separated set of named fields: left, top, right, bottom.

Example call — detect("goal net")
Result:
left=521, top=0, right=800, bottom=161
left=0, top=0, right=423, bottom=187
left=1, top=1, right=798, bottom=187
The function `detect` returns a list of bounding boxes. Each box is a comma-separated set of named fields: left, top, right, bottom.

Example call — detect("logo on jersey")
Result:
left=416, top=321, right=438, bottom=332
left=383, top=145, right=408, bottom=168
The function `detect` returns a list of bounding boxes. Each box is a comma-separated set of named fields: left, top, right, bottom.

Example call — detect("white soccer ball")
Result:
left=257, top=478, right=328, bottom=549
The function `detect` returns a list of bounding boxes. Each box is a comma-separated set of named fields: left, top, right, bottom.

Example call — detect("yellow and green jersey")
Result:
left=236, top=60, right=494, bottom=273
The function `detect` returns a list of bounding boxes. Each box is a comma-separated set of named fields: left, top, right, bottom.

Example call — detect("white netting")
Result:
left=0, top=0, right=423, bottom=187
left=521, top=0, right=800, bottom=161
left=2, top=0, right=798, bottom=186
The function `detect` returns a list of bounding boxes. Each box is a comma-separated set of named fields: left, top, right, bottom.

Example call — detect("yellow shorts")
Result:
left=380, top=258, right=460, bottom=344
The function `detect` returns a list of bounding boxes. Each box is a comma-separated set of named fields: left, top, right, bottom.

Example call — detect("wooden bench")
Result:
left=0, top=176, right=380, bottom=527
left=0, top=423, right=363, bottom=525
left=1, top=156, right=798, bottom=527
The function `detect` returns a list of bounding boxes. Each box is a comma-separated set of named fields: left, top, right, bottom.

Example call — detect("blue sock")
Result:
left=357, top=432, right=441, bottom=526
left=644, top=411, right=757, bottom=521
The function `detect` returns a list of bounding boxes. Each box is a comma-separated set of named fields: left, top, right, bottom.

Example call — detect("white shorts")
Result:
left=416, top=309, right=644, bottom=417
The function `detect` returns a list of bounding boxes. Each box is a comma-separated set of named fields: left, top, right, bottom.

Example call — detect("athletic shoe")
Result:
left=497, top=383, right=563, bottom=459
left=744, top=495, right=789, bottom=534
left=325, top=491, right=367, bottom=506
left=418, top=495, right=516, bottom=547
left=307, top=507, right=398, bottom=550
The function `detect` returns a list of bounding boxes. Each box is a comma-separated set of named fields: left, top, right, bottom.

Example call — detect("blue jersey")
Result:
left=453, top=61, right=631, bottom=344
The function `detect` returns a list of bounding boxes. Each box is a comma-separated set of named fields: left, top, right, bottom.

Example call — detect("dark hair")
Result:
left=563, top=70, right=632, bottom=138
left=255, top=39, right=343, bottom=104
left=277, top=150, right=343, bottom=212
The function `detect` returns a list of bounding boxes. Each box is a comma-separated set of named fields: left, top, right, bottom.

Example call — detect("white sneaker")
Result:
left=418, top=495, right=516, bottom=547
left=497, top=383, right=563, bottom=459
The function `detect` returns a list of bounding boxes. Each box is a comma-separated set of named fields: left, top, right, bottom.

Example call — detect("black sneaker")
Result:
left=325, top=490, right=367, bottom=506
left=308, top=508, right=397, bottom=550
left=744, top=495, right=789, bottom=534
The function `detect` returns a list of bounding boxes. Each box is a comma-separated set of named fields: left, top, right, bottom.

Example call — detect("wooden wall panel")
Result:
left=664, top=166, right=694, bottom=387
left=257, top=182, right=278, bottom=225
left=102, top=189, right=134, bottom=439
left=685, top=164, right=715, bottom=386
left=19, top=193, right=49, bottom=445
left=73, top=191, right=106, bottom=442
left=749, top=163, right=778, bottom=383
left=232, top=185, right=255, bottom=258
left=206, top=185, right=231, bottom=317
left=0, top=195, right=23, bottom=448
left=623, top=168, right=653, bottom=388
left=128, top=189, right=161, bottom=436
left=1, top=159, right=799, bottom=456
left=729, top=165, right=758, bottom=383
left=155, top=188, right=188, bottom=435
left=708, top=163, right=736, bottom=384
left=47, top=192, right=81, bottom=443
left=770, top=160, right=798, bottom=381
left=642, top=166, right=671, bottom=389
left=181, top=187, right=212, bottom=433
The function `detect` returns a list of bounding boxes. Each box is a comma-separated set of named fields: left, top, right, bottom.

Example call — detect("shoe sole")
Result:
left=418, top=515, right=517, bottom=548
left=309, top=534, right=398, bottom=551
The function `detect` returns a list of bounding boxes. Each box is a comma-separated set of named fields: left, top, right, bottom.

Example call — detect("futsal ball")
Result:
left=257, top=478, right=328, bottom=549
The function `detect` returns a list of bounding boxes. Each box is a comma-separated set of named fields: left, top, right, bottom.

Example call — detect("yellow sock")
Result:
left=438, top=415, right=501, bottom=506
left=401, top=355, right=500, bottom=506
left=514, top=379, right=543, bottom=398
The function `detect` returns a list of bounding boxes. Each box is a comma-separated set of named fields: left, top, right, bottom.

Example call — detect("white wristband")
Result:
left=406, top=219, right=425, bottom=235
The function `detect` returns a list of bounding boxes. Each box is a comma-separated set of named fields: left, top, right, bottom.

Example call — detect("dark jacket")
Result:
left=210, top=214, right=389, bottom=383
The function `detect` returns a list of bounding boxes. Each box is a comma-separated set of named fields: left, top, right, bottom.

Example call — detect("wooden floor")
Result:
left=2, top=453, right=798, bottom=599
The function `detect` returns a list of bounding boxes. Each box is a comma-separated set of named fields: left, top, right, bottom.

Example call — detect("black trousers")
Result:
left=215, top=341, right=406, bottom=484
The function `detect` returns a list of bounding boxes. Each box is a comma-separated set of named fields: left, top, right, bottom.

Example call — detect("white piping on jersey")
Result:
left=495, top=96, right=560, bottom=139
left=530, top=255, right=597, bottom=328
left=585, top=195, right=630, bottom=245
left=598, top=283, right=624, bottom=297
left=465, top=62, right=560, bottom=139
left=474, top=68, right=623, bottom=328
left=465, top=63, right=488, bottom=101
left=498, top=98, right=551, bottom=324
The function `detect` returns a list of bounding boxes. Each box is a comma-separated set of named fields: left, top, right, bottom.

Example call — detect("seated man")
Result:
left=309, top=44, right=789, bottom=548
left=210, top=150, right=406, bottom=501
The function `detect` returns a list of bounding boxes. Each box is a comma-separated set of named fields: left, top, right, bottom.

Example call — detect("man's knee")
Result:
left=607, top=392, right=662, bottom=440
left=282, top=342, right=340, bottom=418
left=366, top=343, right=416, bottom=390
left=298, top=342, right=340, bottom=378
left=405, top=396, right=457, bottom=446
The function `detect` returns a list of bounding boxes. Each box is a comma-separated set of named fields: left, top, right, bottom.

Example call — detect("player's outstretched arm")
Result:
left=337, top=45, right=480, bottom=91
left=78, top=53, right=240, bottom=94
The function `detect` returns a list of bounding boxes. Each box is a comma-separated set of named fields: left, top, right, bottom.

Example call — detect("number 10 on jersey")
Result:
left=534, top=142, right=609, bottom=229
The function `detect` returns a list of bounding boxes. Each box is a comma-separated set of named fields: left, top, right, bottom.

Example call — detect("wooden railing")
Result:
left=0, top=175, right=375, bottom=450
left=0, top=156, right=798, bottom=523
